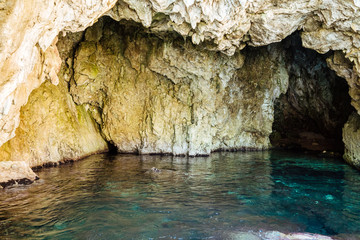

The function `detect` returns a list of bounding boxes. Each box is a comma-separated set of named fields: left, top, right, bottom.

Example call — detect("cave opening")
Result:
left=0, top=16, right=355, bottom=169
left=269, top=32, right=354, bottom=153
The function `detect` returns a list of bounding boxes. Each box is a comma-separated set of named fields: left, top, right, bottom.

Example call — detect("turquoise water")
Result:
left=0, top=151, right=360, bottom=239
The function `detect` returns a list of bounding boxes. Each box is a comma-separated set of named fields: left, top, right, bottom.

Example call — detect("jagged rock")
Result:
left=69, top=19, right=288, bottom=156
left=343, top=112, right=360, bottom=169
left=1, top=0, right=360, bottom=166
left=0, top=0, right=118, bottom=147
left=271, top=34, right=353, bottom=151
left=0, top=31, right=108, bottom=167
left=0, top=161, right=38, bottom=188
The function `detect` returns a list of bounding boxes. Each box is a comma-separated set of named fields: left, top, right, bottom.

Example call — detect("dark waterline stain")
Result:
left=0, top=151, right=360, bottom=239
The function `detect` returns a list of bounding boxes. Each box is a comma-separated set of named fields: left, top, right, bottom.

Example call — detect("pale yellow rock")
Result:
left=70, top=20, right=288, bottom=156
left=0, top=0, right=118, bottom=147
left=0, top=77, right=108, bottom=167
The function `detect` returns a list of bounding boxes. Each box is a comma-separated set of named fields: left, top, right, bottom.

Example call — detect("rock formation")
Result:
left=271, top=33, right=353, bottom=151
left=68, top=19, right=288, bottom=155
left=0, top=161, right=38, bottom=188
left=343, top=113, right=360, bottom=169
left=1, top=0, right=360, bottom=175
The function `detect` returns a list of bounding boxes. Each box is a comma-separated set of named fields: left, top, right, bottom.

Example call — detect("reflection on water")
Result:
left=0, top=151, right=360, bottom=239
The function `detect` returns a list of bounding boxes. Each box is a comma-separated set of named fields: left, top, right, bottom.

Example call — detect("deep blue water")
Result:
left=0, top=151, right=360, bottom=239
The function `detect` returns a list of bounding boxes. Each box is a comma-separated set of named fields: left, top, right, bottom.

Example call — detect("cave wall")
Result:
left=2, top=0, right=360, bottom=149
left=0, top=31, right=108, bottom=168
left=0, top=18, right=289, bottom=164
left=1, top=0, right=360, bottom=172
left=69, top=19, right=288, bottom=156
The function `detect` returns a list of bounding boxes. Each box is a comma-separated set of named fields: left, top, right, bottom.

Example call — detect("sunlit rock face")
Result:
left=70, top=19, right=288, bottom=156
left=0, top=0, right=117, bottom=147
left=0, top=31, right=108, bottom=168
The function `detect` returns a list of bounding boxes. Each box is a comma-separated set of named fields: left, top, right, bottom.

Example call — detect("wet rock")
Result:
left=230, top=232, right=262, bottom=240
left=0, top=161, right=38, bottom=188
left=230, top=231, right=334, bottom=240
left=263, top=231, right=333, bottom=240
left=229, top=232, right=261, bottom=240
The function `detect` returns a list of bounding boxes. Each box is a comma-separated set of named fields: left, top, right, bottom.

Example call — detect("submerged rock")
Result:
left=263, top=231, right=333, bottom=240
left=230, top=231, right=333, bottom=240
left=230, top=232, right=262, bottom=240
left=0, top=161, right=38, bottom=188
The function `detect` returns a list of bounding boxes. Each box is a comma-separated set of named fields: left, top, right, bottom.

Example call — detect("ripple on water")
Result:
left=0, top=151, right=360, bottom=239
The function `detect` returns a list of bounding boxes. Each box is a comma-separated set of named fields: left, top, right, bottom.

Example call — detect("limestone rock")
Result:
left=327, top=51, right=360, bottom=116
left=0, top=161, right=38, bottom=188
left=0, top=0, right=118, bottom=147
left=0, top=78, right=109, bottom=167
left=343, top=112, right=360, bottom=169
left=70, top=19, right=288, bottom=156
left=1, top=0, right=360, bottom=165
left=0, top=31, right=108, bottom=167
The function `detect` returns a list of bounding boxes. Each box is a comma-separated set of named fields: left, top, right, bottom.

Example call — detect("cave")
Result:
left=0, top=15, right=357, bottom=168
left=270, top=33, right=353, bottom=153
left=1, top=1, right=360, bottom=238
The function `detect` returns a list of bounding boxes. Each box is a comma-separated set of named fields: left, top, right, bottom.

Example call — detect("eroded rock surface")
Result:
left=0, top=0, right=117, bottom=147
left=0, top=31, right=108, bottom=168
left=0, top=161, right=38, bottom=188
left=1, top=0, right=360, bottom=167
left=69, top=19, right=288, bottom=156
left=343, top=112, right=360, bottom=169
left=1, top=0, right=360, bottom=148
left=272, top=33, right=353, bottom=151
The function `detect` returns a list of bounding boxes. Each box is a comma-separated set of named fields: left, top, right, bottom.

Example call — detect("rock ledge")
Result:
left=0, top=161, right=39, bottom=188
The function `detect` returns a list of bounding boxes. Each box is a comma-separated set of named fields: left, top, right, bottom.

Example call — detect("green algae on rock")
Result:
left=0, top=33, right=108, bottom=168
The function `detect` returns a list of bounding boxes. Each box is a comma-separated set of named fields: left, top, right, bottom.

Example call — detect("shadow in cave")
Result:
left=270, top=32, right=354, bottom=153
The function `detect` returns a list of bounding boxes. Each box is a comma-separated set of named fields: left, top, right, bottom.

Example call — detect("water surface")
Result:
left=0, top=151, right=360, bottom=239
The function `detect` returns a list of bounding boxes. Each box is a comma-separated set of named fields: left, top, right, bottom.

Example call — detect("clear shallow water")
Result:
left=1, top=151, right=360, bottom=239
